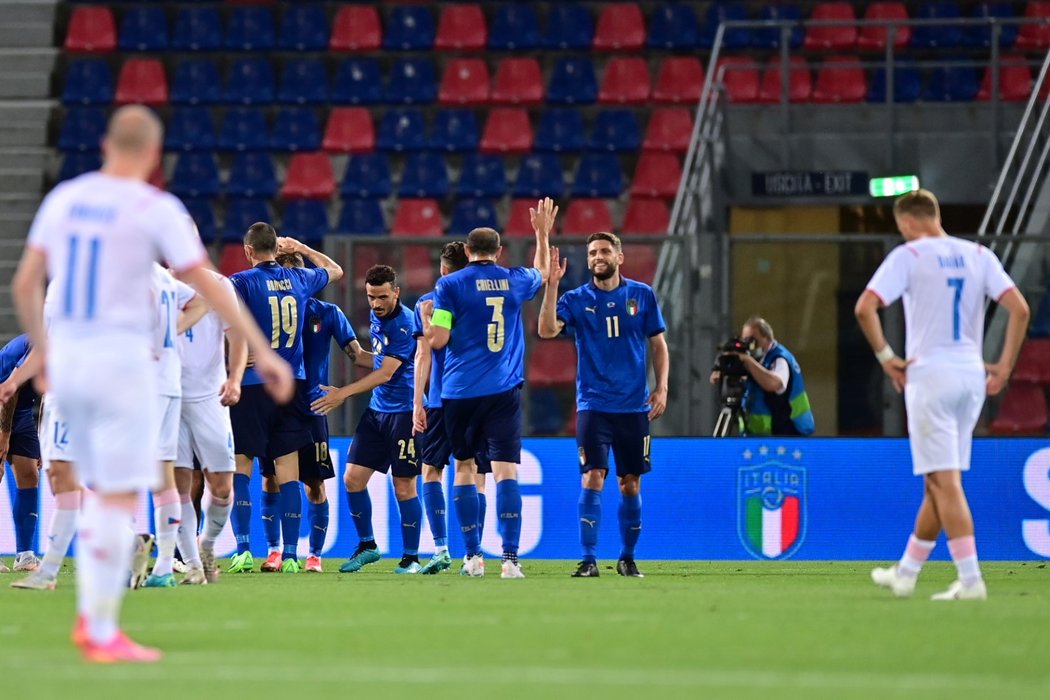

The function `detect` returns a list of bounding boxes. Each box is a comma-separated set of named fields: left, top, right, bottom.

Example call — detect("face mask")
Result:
left=751, top=344, right=765, bottom=360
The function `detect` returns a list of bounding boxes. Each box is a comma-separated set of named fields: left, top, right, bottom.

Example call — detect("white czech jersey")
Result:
left=151, top=263, right=196, bottom=398
left=178, top=271, right=235, bottom=402
left=866, top=236, right=1015, bottom=369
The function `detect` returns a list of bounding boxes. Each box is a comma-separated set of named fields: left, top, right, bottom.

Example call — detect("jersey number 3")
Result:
left=268, top=295, right=298, bottom=348
left=485, top=297, right=505, bottom=352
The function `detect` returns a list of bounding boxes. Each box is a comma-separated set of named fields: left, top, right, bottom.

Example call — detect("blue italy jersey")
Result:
left=303, top=297, right=357, bottom=408
left=557, top=277, right=666, bottom=413
left=230, top=261, right=328, bottom=385
left=412, top=291, right=445, bottom=409
left=434, top=261, right=542, bottom=399
left=0, top=334, right=36, bottom=413
left=369, top=303, right=416, bottom=413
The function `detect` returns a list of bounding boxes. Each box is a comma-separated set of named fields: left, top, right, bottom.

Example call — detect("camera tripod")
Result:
left=712, top=376, right=746, bottom=437
left=713, top=403, right=743, bottom=437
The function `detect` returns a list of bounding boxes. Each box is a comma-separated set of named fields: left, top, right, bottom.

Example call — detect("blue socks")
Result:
left=346, top=489, right=374, bottom=542
left=14, top=487, right=38, bottom=554
left=278, top=482, right=301, bottom=561
left=619, top=494, right=642, bottom=559
left=496, top=479, right=522, bottom=555
left=452, top=484, right=480, bottom=556
left=232, top=472, right=252, bottom=554
left=477, top=491, right=487, bottom=541
left=397, top=496, right=422, bottom=556
left=261, top=490, right=281, bottom=550
left=579, top=488, right=602, bottom=564
left=421, top=481, right=447, bottom=548
left=308, top=499, right=329, bottom=556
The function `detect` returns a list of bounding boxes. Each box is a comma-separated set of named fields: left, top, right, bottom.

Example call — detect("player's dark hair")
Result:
left=893, top=189, right=940, bottom=220
left=275, top=252, right=305, bottom=268
left=466, top=227, right=501, bottom=256
left=365, top=264, right=398, bottom=288
left=587, top=231, right=622, bottom=252
left=244, top=222, right=277, bottom=252
left=440, top=241, right=469, bottom=272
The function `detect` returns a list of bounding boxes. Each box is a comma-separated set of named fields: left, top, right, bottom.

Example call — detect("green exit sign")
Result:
left=869, top=175, right=919, bottom=197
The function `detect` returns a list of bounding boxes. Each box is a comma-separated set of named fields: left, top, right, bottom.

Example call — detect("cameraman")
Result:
left=709, top=317, right=815, bottom=437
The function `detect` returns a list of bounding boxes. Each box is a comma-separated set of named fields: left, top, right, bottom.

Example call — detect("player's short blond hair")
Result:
left=893, top=189, right=940, bottom=220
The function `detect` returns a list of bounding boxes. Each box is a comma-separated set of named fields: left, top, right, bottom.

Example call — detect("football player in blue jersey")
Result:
left=311, top=265, right=422, bottom=574
left=539, top=233, right=669, bottom=578
left=0, top=334, right=41, bottom=573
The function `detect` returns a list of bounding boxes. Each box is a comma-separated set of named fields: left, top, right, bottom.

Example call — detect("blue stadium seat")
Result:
left=341, top=154, right=392, bottom=198
left=457, top=154, right=508, bottom=198
left=225, top=6, right=276, bottom=51
left=282, top=200, right=329, bottom=245
left=331, top=58, right=382, bottom=105
left=448, top=199, right=499, bottom=235
left=226, top=152, right=277, bottom=199
left=867, top=64, right=923, bottom=103
left=170, top=153, right=220, bottom=199
left=118, top=7, right=168, bottom=51
left=547, top=58, right=598, bottom=104
left=534, top=109, right=586, bottom=152
left=911, top=2, right=964, bottom=49
left=278, top=4, right=329, bottom=51
left=62, top=59, right=113, bottom=105
left=170, top=59, right=222, bottom=105
left=58, top=152, right=101, bottom=183
left=384, top=5, right=436, bottom=50
left=648, top=4, right=701, bottom=50
left=514, top=153, right=564, bottom=198
left=489, top=5, right=540, bottom=50
left=183, top=198, right=217, bottom=245
left=430, top=109, right=479, bottom=152
left=376, top=108, right=427, bottom=151
left=542, top=4, right=594, bottom=50
left=385, top=58, right=437, bottom=104
left=224, top=199, right=272, bottom=243
left=225, top=58, right=275, bottom=105
left=587, top=110, right=641, bottom=152
left=278, top=58, right=328, bottom=105
left=171, top=7, right=222, bottom=51
left=701, top=2, right=753, bottom=50
left=398, top=152, right=449, bottom=198
left=966, top=3, right=1018, bottom=48
left=752, top=4, right=804, bottom=49
left=269, top=108, right=321, bottom=152
left=58, top=107, right=107, bottom=152
left=336, top=199, right=386, bottom=235
left=217, top=108, right=268, bottom=151
left=164, top=107, right=216, bottom=151
left=571, top=154, right=625, bottom=197
left=922, top=62, right=980, bottom=101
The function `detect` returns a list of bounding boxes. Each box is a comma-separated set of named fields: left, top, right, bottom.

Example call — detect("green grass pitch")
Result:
left=1, top=560, right=1048, bottom=699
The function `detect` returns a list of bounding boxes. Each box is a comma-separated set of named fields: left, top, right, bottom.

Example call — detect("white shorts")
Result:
left=40, top=396, right=77, bottom=467
left=156, top=395, right=181, bottom=461
left=905, top=364, right=986, bottom=475
left=176, top=397, right=236, bottom=473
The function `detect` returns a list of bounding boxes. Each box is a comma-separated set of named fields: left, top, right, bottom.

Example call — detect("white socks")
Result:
left=76, top=496, right=135, bottom=644
left=40, top=491, right=81, bottom=578
left=151, top=489, right=180, bottom=577
left=201, top=494, right=232, bottom=548
left=176, top=494, right=202, bottom=568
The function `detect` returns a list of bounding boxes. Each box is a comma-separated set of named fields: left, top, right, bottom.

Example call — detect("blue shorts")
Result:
left=442, top=386, right=522, bottom=464
left=346, top=409, right=419, bottom=478
left=7, top=409, right=40, bottom=461
left=576, top=410, right=651, bottom=477
left=420, top=407, right=491, bottom=474
left=260, top=413, right=335, bottom=482
left=230, top=382, right=313, bottom=461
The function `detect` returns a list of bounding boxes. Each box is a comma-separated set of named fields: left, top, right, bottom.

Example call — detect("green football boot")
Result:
left=419, top=550, right=452, bottom=575
left=142, top=573, right=177, bottom=588
left=280, top=558, right=302, bottom=573
left=338, top=544, right=381, bottom=573
left=226, top=551, right=254, bottom=574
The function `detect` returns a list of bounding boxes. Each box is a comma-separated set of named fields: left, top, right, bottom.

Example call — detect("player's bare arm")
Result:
left=310, top=355, right=404, bottom=416
left=413, top=337, right=431, bottom=434
left=176, top=293, right=209, bottom=335
left=538, top=245, right=568, bottom=338
left=987, top=287, right=1031, bottom=396
left=648, top=332, right=670, bottom=421
left=11, top=247, right=48, bottom=395
left=530, top=197, right=558, bottom=284
left=0, top=347, right=36, bottom=404
left=854, top=289, right=910, bottom=394
left=344, top=339, right=374, bottom=369
left=220, top=325, right=248, bottom=407
left=276, top=236, right=344, bottom=285
left=0, top=384, right=17, bottom=464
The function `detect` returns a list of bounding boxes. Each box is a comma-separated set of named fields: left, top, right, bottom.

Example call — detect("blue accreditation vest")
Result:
left=743, top=343, right=815, bottom=436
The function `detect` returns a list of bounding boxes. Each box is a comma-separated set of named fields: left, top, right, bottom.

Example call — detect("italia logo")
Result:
left=738, top=446, right=806, bottom=560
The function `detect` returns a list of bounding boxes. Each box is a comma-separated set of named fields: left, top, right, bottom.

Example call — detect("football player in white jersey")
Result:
left=11, top=106, right=294, bottom=663
left=856, top=189, right=1030, bottom=601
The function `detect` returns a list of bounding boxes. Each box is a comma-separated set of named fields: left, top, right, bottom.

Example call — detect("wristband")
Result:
left=874, top=345, right=896, bottom=364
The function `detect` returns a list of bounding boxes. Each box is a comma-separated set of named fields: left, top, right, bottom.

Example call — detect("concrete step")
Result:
left=0, top=147, right=50, bottom=173
left=0, top=101, right=53, bottom=147
left=0, top=48, right=56, bottom=99
left=0, top=168, right=43, bottom=193
left=0, top=194, right=43, bottom=218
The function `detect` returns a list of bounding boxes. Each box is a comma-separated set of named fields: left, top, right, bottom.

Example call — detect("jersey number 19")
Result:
left=268, top=295, right=298, bottom=348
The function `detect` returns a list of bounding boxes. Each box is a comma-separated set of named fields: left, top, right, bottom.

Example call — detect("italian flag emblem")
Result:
left=627, top=299, right=638, bottom=316
left=738, top=460, right=806, bottom=559
left=310, top=317, right=321, bottom=334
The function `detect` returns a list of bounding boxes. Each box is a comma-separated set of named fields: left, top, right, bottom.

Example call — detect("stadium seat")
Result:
left=332, top=58, right=382, bottom=105
left=528, top=340, right=577, bottom=387
left=563, top=199, right=613, bottom=235
left=435, top=4, right=487, bottom=50
left=457, top=154, right=508, bottom=198
left=547, top=57, right=598, bottom=105
left=399, top=152, right=450, bottom=198
left=702, top=2, right=753, bottom=50
left=504, top=199, right=538, bottom=237
left=811, top=56, right=867, bottom=103
left=866, top=63, right=922, bottom=103
left=183, top=198, right=217, bottom=245
left=341, top=154, right=392, bottom=198
left=384, top=5, right=435, bottom=51
left=528, top=389, right=567, bottom=434
left=430, top=109, right=479, bottom=152
left=118, top=7, right=168, bottom=52
left=278, top=58, right=329, bottom=105
left=323, top=108, right=374, bottom=153
left=282, top=152, right=335, bottom=200
left=115, top=59, right=168, bottom=106
left=716, top=57, right=761, bottom=103
left=967, top=2, right=1019, bottom=48
left=911, top=2, right=964, bottom=49
left=491, top=58, right=544, bottom=106
left=978, top=55, right=1033, bottom=101
left=376, top=108, right=427, bottom=151
left=226, top=152, right=278, bottom=199
left=543, top=4, right=594, bottom=50
left=572, top=154, right=625, bottom=198
left=535, top=109, right=586, bottom=153
left=439, top=58, right=490, bottom=105
left=990, top=382, right=1049, bottom=433
left=642, top=108, right=693, bottom=152
left=62, top=59, right=113, bottom=105
left=630, top=153, right=682, bottom=198
left=225, top=58, right=275, bottom=105
left=599, top=57, right=651, bottom=105
left=223, top=199, right=271, bottom=244
left=593, top=3, right=645, bottom=51
left=489, top=5, right=540, bottom=50
left=219, top=243, right=251, bottom=277
left=170, top=153, right=220, bottom=199
left=514, top=153, right=565, bottom=198
left=480, top=108, right=533, bottom=154
left=400, top=245, right=437, bottom=289
left=330, top=5, right=381, bottom=51
left=225, top=5, right=276, bottom=51
left=170, top=59, right=222, bottom=106
left=448, top=199, right=499, bottom=235
left=59, top=107, right=107, bottom=152
left=622, top=244, right=659, bottom=284
left=803, top=2, right=857, bottom=51
left=281, top=200, right=329, bottom=244
left=648, top=3, right=700, bottom=50
left=279, top=4, right=328, bottom=51
left=164, top=107, right=216, bottom=152
left=58, top=152, right=101, bottom=183
left=1030, top=289, right=1050, bottom=337
left=385, top=57, right=437, bottom=104
left=270, top=108, right=322, bottom=152
left=1016, top=1, right=1050, bottom=49
left=622, top=198, right=671, bottom=235
left=922, top=63, right=980, bottom=101
left=857, top=2, right=912, bottom=50
left=218, top=108, right=268, bottom=152
left=652, top=57, right=705, bottom=104
left=336, top=199, right=386, bottom=235
left=65, top=6, right=116, bottom=52
left=758, top=56, right=813, bottom=103
left=172, top=6, right=222, bottom=51
left=588, top=110, right=641, bottom=152
left=752, top=3, right=804, bottom=49
left=1013, top=338, right=1050, bottom=383
left=392, top=199, right=443, bottom=237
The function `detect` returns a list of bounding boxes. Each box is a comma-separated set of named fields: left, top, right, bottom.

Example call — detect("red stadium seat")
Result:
left=990, top=382, right=1049, bottom=434
left=1012, top=338, right=1050, bottom=383
left=563, top=199, right=613, bottom=235
left=758, top=56, right=814, bottom=103
left=811, top=56, right=867, bottom=103
left=392, top=198, right=443, bottom=236
left=715, top=57, right=761, bottom=103
left=630, top=153, right=682, bottom=198
left=435, top=4, right=487, bottom=51
left=652, top=57, right=705, bottom=104
left=491, top=58, right=543, bottom=106
left=856, top=2, right=911, bottom=50
left=528, top=339, right=577, bottom=387
left=598, top=57, right=651, bottom=105
left=621, top=244, right=659, bottom=284
left=402, top=245, right=437, bottom=290
left=322, top=107, right=374, bottom=153
left=282, top=152, right=335, bottom=199
left=642, top=108, right=693, bottom=152
left=621, top=199, right=670, bottom=235
left=219, top=242, right=251, bottom=277
left=1017, top=2, right=1050, bottom=50
left=504, top=199, right=538, bottom=237
left=329, top=5, right=381, bottom=51
left=439, top=58, right=490, bottom=105
left=115, top=58, right=168, bottom=106
left=65, top=6, right=117, bottom=53
left=593, top=3, right=645, bottom=51
left=978, top=55, right=1033, bottom=102
left=804, top=2, right=858, bottom=51
left=480, top=108, right=533, bottom=154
